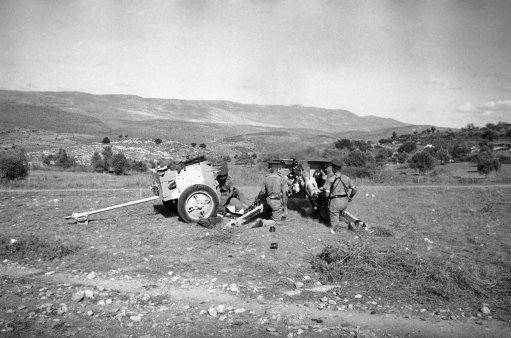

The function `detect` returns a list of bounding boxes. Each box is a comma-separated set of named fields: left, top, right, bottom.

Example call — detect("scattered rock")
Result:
left=481, top=306, right=491, bottom=315
left=218, top=315, right=227, bottom=321
left=105, top=299, right=112, bottom=305
left=97, top=300, right=106, bottom=306
left=216, top=304, right=226, bottom=314
left=294, top=282, right=304, bottom=289
left=130, top=314, right=142, bottom=322
left=311, top=318, right=323, bottom=323
left=86, top=310, right=94, bottom=316
left=97, top=286, right=105, bottom=291
left=228, top=284, right=239, bottom=292
left=57, top=303, right=68, bottom=315
left=72, top=291, right=85, bottom=302
left=266, top=327, right=277, bottom=332
left=303, top=276, right=311, bottom=281
left=84, top=290, right=94, bottom=299
left=86, top=272, right=96, bottom=279
left=328, top=300, right=336, bottom=305
left=208, top=308, right=218, bottom=317
left=320, top=297, right=328, bottom=303
left=354, top=294, right=362, bottom=299
left=234, top=308, right=246, bottom=314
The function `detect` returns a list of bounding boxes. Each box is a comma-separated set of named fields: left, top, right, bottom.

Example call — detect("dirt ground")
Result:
left=1, top=181, right=511, bottom=336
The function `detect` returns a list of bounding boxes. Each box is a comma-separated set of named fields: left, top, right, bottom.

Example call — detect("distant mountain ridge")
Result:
left=0, top=90, right=408, bottom=134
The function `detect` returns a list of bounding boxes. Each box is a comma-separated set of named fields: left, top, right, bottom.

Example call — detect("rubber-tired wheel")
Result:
left=177, top=184, right=219, bottom=223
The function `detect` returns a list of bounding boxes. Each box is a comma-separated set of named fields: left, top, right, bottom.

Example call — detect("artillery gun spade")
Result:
left=66, top=156, right=220, bottom=224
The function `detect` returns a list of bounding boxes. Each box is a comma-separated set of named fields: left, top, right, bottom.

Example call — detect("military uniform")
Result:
left=216, top=164, right=246, bottom=213
left=324, top=159, right=357, bottom=230
left=259, top=166, right=287, bottom=223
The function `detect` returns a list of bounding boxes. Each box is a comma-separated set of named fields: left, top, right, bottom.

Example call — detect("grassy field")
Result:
left=0, top=169, right=510, bottom=335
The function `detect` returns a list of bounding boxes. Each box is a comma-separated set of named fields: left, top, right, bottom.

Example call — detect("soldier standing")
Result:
left=258, top=161, right=288, bottom=224
left=323, top=159, right=358, bottom=232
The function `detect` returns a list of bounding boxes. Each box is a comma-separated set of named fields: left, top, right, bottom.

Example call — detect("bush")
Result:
left=481, top=129, right=497, bottom=141
left=154, top=138, right=162, bottom=145
left=396, top=152, right=408, bottom=164
left=199, top=143, right=207, bottom=149
left=91, top=151, right=104, bottom=172
left=101, top=146, right=113, bottom=170
left=344, top=150, right=366, bottom=167
left=434, top=148, right=451, bottom=164
left=102, top=137, right=111, bottom=144
left=449, top=143, right=471, bottom=161
left=111, top=152, right=129, bottom=175
left=0, top=148, right=29, bottom=181
left=409, top=151, right=435, bottom=173
left=476, top=152, right=501, bottom=175
left=129, top=160, right=148, bottom=172
left=334, top=139, right=352, bottom=150
left=374, top=148, right=393, bottom=162
left=342, top=166, right=372, bottom=178
left=42, top=148, right=75, bottom=168
left=191, top=143, right=197, bottom=147
left=398, top=141, right=417, bottom=153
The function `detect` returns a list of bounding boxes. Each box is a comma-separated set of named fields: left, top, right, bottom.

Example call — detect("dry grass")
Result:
left=0, top=235, right=80, bottom=261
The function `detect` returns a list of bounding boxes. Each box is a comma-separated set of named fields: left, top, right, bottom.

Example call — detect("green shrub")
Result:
left=477, top=152, right=501, bottom=175
left=409, top=151, right=435, bottom=173
left=91, top=151, right=104, bottom=172
left=42, top=148, right=75, bottom=168
left=344, top=150, right=367, bottom=167
left=111, top=152, right=129, bottom=175
left=154, top=138, right=162, bottom=145
left=398, top=141, right=417, bottom=153
left=434, top=148, right=451, bottom=164
left=102, top=137, right=111, bottom=144
left=334, top=139, right=352, bottom=150
left=396, top=152, right=408, bottom=164
left=0, top=148, right=29, bottom=181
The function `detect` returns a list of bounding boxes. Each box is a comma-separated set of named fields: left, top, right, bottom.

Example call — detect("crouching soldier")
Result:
left=216, top=163, right=247, bottom=214
left=323, top=159, right=360, bottom=233
left=258, top=161, right=288, bottom=225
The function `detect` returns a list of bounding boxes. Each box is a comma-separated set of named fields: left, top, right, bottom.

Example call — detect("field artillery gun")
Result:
left=66, top=156, right=220, bottom=224
left=279, top=159, right=366, bottom=228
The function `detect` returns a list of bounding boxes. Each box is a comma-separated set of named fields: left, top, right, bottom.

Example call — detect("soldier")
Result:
left=323, top=159, right=358, bottom=233
left=216, top=163, right=247, bottom=214
left=258, top=161, right=288, bottom=224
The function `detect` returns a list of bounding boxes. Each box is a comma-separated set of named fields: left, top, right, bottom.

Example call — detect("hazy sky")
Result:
left=1, top=0, right=510, bottom=127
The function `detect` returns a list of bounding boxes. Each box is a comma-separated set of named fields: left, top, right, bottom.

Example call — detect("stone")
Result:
left=105, top=299, right=112, bottom=305
left=266, top=327, right=277, bottom=332
left=97, top=286, right=105, bottom=291
left=234, top=308, right=246, bottom=314
left=86, top=272, right=96, bottom=279
left=297, top=329, right=304, bottom=335
left=72, top=291, right=85, bottom=302
left=328, top=300, right=336, bottom=305
left=228, top=284, right=239, bottom=292
left=218, top=315, right=227, bottom=321
left=320, top=297, right=328, bottom=303
left=87, top=310, right=94, bottom=316
left=97, top=300, right=106, bottom=306
left=130, top=314, right=142, bottom=322
left=208, top=308, right=218, bottom=317
left=481, top=306, right=491, bottom=315
left=295, top=282, right=304, bottom=289
left=84, top=290, right=94, bottom=299
left=354, top=294, right=362, bottom=299
left=216, top=304, right=226, bottom=314
left=303, top=276, right=311, bottom=281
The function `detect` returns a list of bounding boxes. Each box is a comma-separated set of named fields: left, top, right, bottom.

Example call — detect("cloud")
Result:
left=456, top=98, right=511, bottom=125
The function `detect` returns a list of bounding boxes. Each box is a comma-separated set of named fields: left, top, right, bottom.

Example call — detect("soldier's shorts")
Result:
left=328, top=197, right=348, bottom=229
left=265, top=197, right=283, bottom=223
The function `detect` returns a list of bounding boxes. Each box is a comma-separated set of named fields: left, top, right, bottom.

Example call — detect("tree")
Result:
left=102, top=137, right=111, bottom=144
left=56, top=148, right=75, bottom=168
left=0, top=148, right=29, bottom=180
left=154, top=138, right=163, bottom=145
left=476, top=152, right=501, bottom=176
left=431, top=126, right=436, bottom=133
left=91, top=152, right=104, bottom=172
left=374, top=148, right=392, bottom=162
left=409, top=151, right=435, bottom=173
left=344, top=150, right=366, bottom=167
left=101, top=146, right=113, bottom=171
left=481, top=129, right=497, bottom=141
left=391, top=131, right=397, bottom=140
left=396, top=152, right=408, bottom=164
left=111, top=152, right=129, bottom=175
left=449, top=143, right=470, bottom=161
left=434, top=148, right=451, bottom=165
left=398, top=141, right=417, bottom=153
left=334, top=139, right=352, bottom=150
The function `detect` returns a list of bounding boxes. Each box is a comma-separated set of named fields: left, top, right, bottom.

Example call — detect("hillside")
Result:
left=0, top=90, right=408, bottom=136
